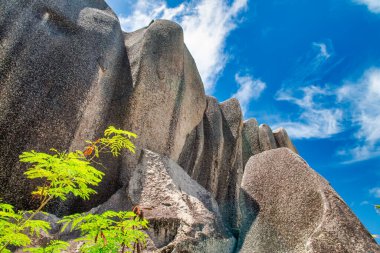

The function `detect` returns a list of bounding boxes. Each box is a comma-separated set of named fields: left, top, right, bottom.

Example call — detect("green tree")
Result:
left=0, top=126, right=148, bottom=253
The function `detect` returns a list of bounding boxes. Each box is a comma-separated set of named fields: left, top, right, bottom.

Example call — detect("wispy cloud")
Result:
left=370, top=187, right=380, bottom=198
left=273, top=85, right=343, bottom=139
left=313, top=42, right=331, bottom=59
left=337, top=68, right=380, bottom=162
left=270, top=40, right=342, bottom=139
left=274, top=67, right=380, bottom=162
left=118, top=0, right=248, bottom=93
left=282, top=41, right=334, bottom=89
left=232, top=74, right=266, bottom=116
left=354, top=0, right=380, bottom=14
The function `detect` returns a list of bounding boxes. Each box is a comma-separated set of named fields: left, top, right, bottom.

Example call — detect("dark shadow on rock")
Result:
left=235, top=188, right=260, bottom=252
left=0, top=0, right=134, bottom=216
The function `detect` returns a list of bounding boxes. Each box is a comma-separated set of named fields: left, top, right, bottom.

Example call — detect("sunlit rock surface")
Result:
left=0, top=0, right=377, bottom=252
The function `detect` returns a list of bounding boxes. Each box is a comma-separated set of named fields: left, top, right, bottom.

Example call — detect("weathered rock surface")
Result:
left=273, top=127, right=298, bottom=154
left=1, top=0, right=378, bottom=252
left=178, top=97, right=244, bottom=234
left=0, top=0, right=130, bottom=213
left=128, top=149, right=236, bottom=252
left=123, top=20, right=206, bottom=180
left=258, top=124, right=277, bottom=151
left=0, top=2, right=206, bottom=214
left=242, top=118, right=260, bottom=167
left=238, top=148, right=380, bottom=253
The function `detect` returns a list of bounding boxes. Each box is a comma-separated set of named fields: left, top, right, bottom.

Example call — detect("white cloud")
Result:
left=337, top=68, right=380, bottom=161
left=370, top=187, right=380, bottom=198
left=354, top=0, right=380, bottom=14
left=313, top=42, right=331, bottom=59
left=273, top=85, right=343, bottom=139
left=232, top=74, right=266, bottom=116
left=118, top=0, right=248, bottom=93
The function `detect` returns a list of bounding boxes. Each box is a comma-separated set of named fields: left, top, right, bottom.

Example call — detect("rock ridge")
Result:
left=0, top=1, right=378, bottom=252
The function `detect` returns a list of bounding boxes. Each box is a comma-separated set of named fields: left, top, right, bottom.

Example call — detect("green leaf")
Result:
left=24, top=240, right=69, bottom=253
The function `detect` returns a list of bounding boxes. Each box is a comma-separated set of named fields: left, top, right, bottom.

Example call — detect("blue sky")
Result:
left=106, top=0, right=380, bottom=235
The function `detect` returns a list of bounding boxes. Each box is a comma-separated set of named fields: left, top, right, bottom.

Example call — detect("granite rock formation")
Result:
left=239, top=148, right=379, bottom=253
left=128, top=150, right=236, bottom=252
left=0, top=0, right=129, bottom=213
left=0, top=0, right=378, bottom=252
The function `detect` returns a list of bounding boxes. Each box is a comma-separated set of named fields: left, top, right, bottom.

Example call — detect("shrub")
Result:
left=0, top=126, right=148, bottom=253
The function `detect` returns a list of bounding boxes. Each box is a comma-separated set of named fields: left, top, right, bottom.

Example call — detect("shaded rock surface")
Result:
left=0, top=0, right=377, bottom=252
left=178, top=97, right=244, bottom=234
left=273, top=127, right=298, bottom=154
left=239, top=148, right=379, bottom=253
left=128, top=149, right=236, bottom=253
left=123, top=20, right=206, bottom=181
left=0, top=0, right=130, bottom=213
left=242, top=118, right=260, bottom=167
left=258, top=124, right=277, bottom=151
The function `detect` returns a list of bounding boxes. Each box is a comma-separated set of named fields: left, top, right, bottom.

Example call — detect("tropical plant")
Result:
left=59, top=210, right=148, bottom=253
left=0, top=202, right=50, bottom=253
left=0, top=126, right=147, bottom=253
left=24, top=240, right=70, bottom=253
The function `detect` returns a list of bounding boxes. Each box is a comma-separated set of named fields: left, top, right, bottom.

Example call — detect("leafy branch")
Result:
left=0, top=126, right=145, bottom=253
left=59, top=211, right=148, bottom=253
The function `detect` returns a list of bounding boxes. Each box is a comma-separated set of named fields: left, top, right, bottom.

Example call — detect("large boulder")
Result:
left=128, top=149, right=236, bottom=252
left=178, top=97, right=244, bottom=234
left=242, top=118, right=261, bottom=167
left=0, top=1, right=207, bottom=215
left=273, top=127, right=298, bottom=154
left=258, top=124, right=277, bottom=151
left=238, top=148, right=380, bottom=253
left=0, top=0, right=130, bottom=213
left=122, top=20, right=206, bottom=181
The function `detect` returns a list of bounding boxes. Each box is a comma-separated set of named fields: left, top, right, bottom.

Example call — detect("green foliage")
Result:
left=24, top=240, right=70, bottom=253
left=59, top=211, right=148, bottom=253
left=0, top=126, right=147, bottom=253
left=0, top=202, right=51, bottom=252
left=85, top=126, right=137, bottom=158
left=20, top=150, right=104, bottom=201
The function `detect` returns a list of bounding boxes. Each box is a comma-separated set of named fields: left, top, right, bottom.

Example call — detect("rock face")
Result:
left=123, top=20, right=206, bottom=181
left=242, top=119, right=260, bottom=166
left=239, top=148, right=380, bottom=253
left=178, top=97, right=244, bottom=235
left=0, top=0, right=378, bottom=252
left=273, top=127, right=298, bottom=154
left=0, top=0, right=130, bottom=213
left=128, top=150, right=236, bottom=252
left=258, top=124, right=277, bottom=151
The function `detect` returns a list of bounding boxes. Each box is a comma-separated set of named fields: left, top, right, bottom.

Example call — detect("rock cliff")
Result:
left=0, top=0, right=378, bottom=252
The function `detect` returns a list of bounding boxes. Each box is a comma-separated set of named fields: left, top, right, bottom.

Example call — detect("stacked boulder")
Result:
left=0, top=0, right=379, bottom=252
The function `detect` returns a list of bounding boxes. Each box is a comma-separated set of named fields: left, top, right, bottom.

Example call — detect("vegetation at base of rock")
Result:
left=24, top=240, right=70, bottom=253
left=0, top=202, right=51, bottom=252
left=59, top=211, right=148, bottom=252
left=0, top=126, right=147, bottom=253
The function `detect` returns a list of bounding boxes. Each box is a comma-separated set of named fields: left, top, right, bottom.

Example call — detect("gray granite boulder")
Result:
left=273, top=127, right=298, bottom=154
left=178, top=97, right=244, bottom=234
left=258, top=124, right=277, bottom=151
left=0, top=0, right=129, bottom=213
left=238, top=148, right=380, bottom=253
left=0, top=2, right=206, bottom=214
left=218, top=98, right=244, bottom=235
left=128, top=150, right=236, bottom=253
left=242, top=118, right=261, bottom=167
left=122, top=20, right=206, bottom=181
